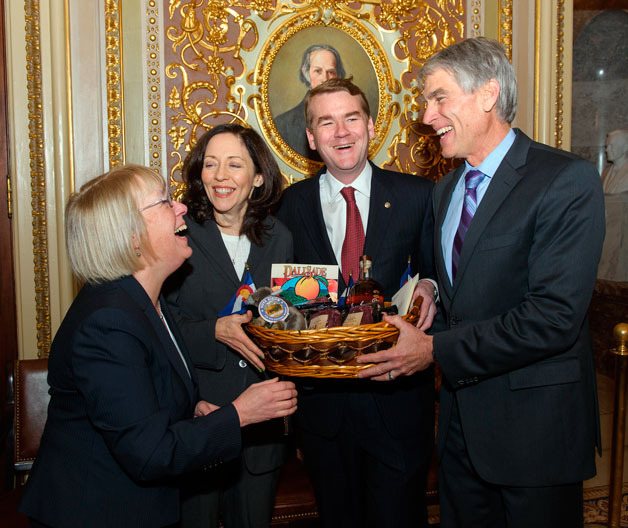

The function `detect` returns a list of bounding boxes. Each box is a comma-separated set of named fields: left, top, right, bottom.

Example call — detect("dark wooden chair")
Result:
left=271, top=451, right=319, bottom=527
left=0, top=358, right=49, bottom=527
left=9, top=358, right=49, bottom=487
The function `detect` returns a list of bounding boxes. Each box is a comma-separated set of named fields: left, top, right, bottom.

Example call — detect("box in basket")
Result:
left=270, top=263, right=339, bottom=305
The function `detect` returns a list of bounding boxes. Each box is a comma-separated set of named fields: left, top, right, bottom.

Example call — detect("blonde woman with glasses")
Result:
left=19, top=164, right=296, bottom=528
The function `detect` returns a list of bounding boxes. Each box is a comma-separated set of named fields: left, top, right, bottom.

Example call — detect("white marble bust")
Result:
left=601, top=129, right=628, bottom=195
left=598, top=129, right=628, bottom=281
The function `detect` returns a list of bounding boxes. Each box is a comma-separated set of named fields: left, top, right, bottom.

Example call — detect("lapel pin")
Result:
left=384, top=201, right=391, bottom=209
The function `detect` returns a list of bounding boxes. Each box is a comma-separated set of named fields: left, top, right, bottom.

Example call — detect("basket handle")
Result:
left=406, top=296, right=423, bottom=324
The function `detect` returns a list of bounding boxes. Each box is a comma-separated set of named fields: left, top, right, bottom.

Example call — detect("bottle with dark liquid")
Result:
left=346, top=255, right=384, bottom=305
left=344, top=255, right=385, bottom=325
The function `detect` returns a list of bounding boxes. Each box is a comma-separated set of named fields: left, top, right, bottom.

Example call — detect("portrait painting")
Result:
left=267, top=26, right=379, bottom=165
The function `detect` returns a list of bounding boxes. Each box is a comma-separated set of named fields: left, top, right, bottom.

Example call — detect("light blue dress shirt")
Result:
left=441, top=129, right=517, bottom=283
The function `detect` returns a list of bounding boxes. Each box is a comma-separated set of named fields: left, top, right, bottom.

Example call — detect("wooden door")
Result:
left=0, top=0, right=19, bottom=491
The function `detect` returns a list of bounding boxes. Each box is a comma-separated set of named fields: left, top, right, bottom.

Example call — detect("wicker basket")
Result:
left=244, top=300, right=420, bottom=379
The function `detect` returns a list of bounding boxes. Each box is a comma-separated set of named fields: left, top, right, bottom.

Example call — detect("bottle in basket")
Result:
left=344, top=255, right=385, bottom=325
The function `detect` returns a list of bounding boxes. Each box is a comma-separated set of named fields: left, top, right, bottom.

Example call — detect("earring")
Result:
left=135, top=248, right=141, bottom=257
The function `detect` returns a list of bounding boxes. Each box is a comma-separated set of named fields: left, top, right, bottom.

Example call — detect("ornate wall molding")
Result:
left=554, top=0, right=565, bottom=148
left=105, top=0, right=125, bottom=167
left=498, top=0, right=513, bottom=60
left=468, top=0, right=483, bottom=36
left=146, top=0, right=164, bottom=170
left=24, top=0, right=51, bottom=357
left=161, top=1, right=464, bottom=186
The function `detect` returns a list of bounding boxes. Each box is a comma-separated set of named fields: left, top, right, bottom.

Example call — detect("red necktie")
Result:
left=340, top=186, right=365, bottom=284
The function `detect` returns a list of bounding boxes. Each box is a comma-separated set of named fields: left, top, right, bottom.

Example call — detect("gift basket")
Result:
left=244, top=297, right=421, bottom=379
left=243, top=260, right=422, bottom=378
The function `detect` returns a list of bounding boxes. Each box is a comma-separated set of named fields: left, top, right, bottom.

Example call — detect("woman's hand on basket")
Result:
left=215, top=311, right=265, bottom=372
left=194, top=400, right=220, bottom=417
left=413, top=280, right=437, bottom=331
left=356, top=314, right=434, bottom=381
left=233, top=378, right=297, bottom=427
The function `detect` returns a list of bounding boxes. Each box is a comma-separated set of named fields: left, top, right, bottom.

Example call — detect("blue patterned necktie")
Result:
left=452, top=170, right=486, bottom=280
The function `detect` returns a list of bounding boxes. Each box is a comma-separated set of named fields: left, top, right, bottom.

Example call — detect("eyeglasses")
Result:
left=139, top=191, right=174, bottom=213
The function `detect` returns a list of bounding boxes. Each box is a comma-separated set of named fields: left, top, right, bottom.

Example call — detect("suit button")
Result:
left=238, top=359, right=247, bottom=368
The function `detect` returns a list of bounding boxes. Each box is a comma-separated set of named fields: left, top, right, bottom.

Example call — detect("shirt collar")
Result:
left=464, top=128, right=516, bottom=179
left=322, top=163, right=373, bottom=202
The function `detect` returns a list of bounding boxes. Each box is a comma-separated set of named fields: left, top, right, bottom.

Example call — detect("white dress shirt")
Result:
left=319, top=164, right=373, bottom=269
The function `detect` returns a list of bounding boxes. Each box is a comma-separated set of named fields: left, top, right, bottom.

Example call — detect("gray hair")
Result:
left=420, top=37, right=517, bottom=124
left=299, top=44, right=346, bottom=88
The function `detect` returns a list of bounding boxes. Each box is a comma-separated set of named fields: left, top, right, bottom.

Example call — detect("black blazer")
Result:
left=20, top=276, right=242, bottom=528
left=433, top=130, right=605, bottom=486
left=277, top=162, right=436, bottom=472
left=164, top=215, right=293, bottom=474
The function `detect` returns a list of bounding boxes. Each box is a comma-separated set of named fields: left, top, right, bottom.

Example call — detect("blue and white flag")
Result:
left=399, top=257, right=412, bottom=288
left=217, top=270, right=256, bottom=316
left=337, top=274, right=354, bottom=307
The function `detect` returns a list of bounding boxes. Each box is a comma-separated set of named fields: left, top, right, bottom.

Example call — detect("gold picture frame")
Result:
left=250, top=9, right=398, bottom=175
left=164, top=2, right=465, bottom=187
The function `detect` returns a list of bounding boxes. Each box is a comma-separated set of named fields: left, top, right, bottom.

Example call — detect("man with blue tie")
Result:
left=359, top=37, right=605, bottom=527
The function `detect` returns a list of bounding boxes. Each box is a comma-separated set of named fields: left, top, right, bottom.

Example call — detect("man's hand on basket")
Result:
left=356, top=314, right=434, bottom=381
left=215, top=311, right=265, bottom=372
left=413, top=279, right=437, bottom=331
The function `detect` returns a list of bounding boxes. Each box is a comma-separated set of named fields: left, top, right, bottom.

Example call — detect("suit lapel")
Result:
left=436, top=166, right=464, bottom=297
left=451, top=133, right=528, bottom=295
left=187, top=216, right=241, bottom=286
left=119, top=277, right=196, bottom=402
left=247, top=218, right=275, bottom=285
left=364, top=164, right=394, bottom=263
left=296, top=174, right=337, bottom=265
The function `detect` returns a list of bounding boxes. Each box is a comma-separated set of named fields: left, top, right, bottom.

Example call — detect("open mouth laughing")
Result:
left=436, top=125, right=453, bottom=138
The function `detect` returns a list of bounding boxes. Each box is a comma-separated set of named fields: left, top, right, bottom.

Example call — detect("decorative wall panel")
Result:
left=162, top=1, right=464, bottom=188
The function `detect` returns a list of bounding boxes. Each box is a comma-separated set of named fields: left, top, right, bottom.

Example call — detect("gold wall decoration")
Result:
left=468, top=0, right=483, bottom=36
left=147, top=0, right=164, bottom=170
left=554, top=0, right=565, bottom=148
left=498, top=0, right=513, bottom=60
left=105, top=0, right=125, bottom=167
left=250, top=8, right=397, bottom=175
left=24, top=0, right=51, bottom=357
left=162, top=0, right=464, bottom=186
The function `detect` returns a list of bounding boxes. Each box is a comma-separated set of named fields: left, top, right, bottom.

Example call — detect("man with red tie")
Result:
left=277, top=77, right=438, bottom=528
left=359, top=38, right=605, bottom=527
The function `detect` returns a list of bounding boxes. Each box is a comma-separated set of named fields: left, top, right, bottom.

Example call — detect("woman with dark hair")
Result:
left=164, top=124, right=293, bottom=528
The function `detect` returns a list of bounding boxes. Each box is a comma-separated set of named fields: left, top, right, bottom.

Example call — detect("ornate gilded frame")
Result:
left=24, top=0, right=51, bottom=356
left=249, top=10, right=398, bottom=175
left=163, top=1, right=466, bottom=187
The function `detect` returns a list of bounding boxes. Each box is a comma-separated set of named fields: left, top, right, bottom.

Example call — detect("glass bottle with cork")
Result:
left=344, top=255, right=385, bottom=325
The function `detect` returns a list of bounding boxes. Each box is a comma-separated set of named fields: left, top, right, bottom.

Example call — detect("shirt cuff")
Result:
left=418, top=278, right=439, bottom=304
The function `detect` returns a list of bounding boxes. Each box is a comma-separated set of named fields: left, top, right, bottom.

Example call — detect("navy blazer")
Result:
left=20, top=276, right=242, bottom=527
left=277, top=162, right=436, bottom=472
left=164, top=215, right=293, bottom=474
left=433, top=130, right=605, bottom=486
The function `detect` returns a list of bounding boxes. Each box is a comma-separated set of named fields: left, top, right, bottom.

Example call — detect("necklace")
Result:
left=230, top=235, right=244, bottom=265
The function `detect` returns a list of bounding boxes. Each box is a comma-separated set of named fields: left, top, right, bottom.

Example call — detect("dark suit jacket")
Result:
left=20, top=276, right=242, bottom=528
left=164, top=215, right=293, bottom=475
left=433, top=129, right=605, bottom=487
left=277, top=162, right=436, bottom=472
